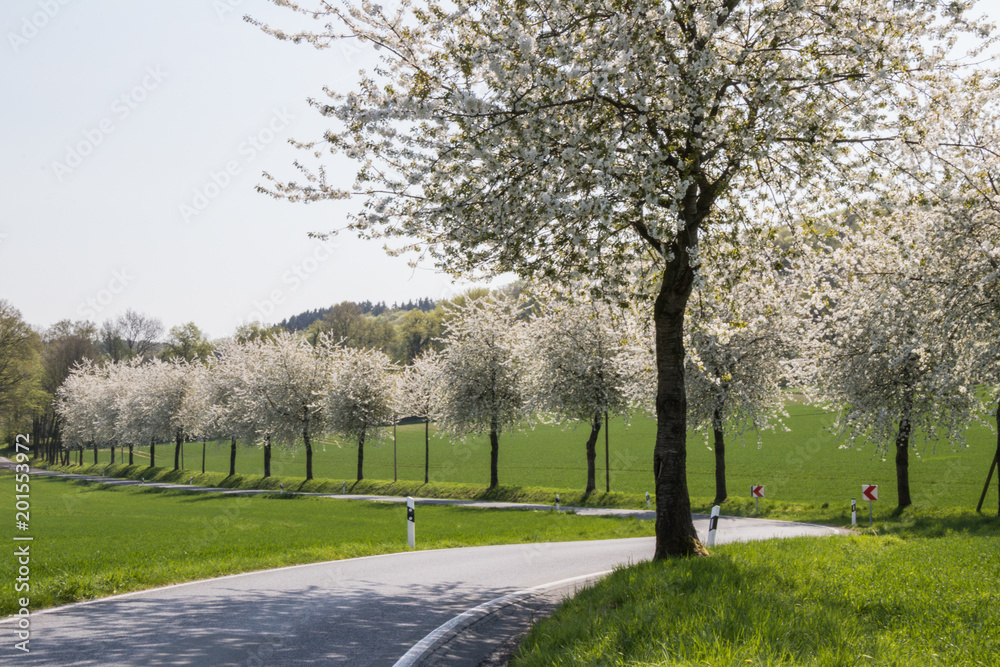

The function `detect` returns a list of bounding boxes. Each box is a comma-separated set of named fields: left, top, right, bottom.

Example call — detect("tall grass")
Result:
left=514, top=509, right=1000, bottom=666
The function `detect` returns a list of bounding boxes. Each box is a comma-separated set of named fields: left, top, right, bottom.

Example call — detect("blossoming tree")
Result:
left=252, top=0, right=993, bottom=556
left=394, top=349, right=442, bottom=484
left=321, top=343, right=397, bottom=482
left=521, top=296, right=627, bottom=494
left=812, top=204, right=979, bottom=508
left=433, top=295, right=526, bottom=489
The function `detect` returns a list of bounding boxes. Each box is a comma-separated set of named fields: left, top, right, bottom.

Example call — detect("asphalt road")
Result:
left=1, top=514, right=845, bottom=666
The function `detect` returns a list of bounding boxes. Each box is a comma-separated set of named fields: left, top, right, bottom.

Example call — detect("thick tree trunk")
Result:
left=150, top=440, right=155, bottom=468
left=652, top=260, right=705, bottom=559
left=304, top=429, right=313, bottom=481
left=713, top=408, right=727, bottom=504
left=357, top=428, right=366, bottom=482
left=229, top=437, right=237, bottom=477
left=995, top=401, right=999, bottom=517
left=110, top=445, right=115, bottom=465
left=128, top=444, right=133, bottom=465
left=93, top=443, right=98, bottom=465
left=896, top=401, right=913, bottom=509
left=424, top=419, right=430, bottom=484
left=263, top=437, right=271, bottom=478
left=584, top=412, right=601, bottom=494
left=174, top=432, right=182, bottom=471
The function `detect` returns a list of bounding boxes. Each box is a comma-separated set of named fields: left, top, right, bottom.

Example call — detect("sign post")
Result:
left=707, top=505, right=721, bottom=547
left=406, top=497, right=415, bottom=548
left=751, top=485, right=764, bottom=513
left=851, top=498, right=857, bottom=527
left=862, top=485, right=878, bottom=526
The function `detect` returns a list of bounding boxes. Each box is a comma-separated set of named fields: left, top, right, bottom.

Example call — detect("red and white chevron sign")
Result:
left=862, top=485, right=878, bottom=502
left=751, top=485, right=765, bottom=498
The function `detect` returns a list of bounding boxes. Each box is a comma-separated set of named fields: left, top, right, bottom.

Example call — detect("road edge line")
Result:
left=392, top=569, right=612, bottom=667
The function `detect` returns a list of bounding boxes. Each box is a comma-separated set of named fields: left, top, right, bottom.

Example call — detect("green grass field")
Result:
left=514, top=508, right=1000, bottom=666
left=69, top=402, right=999, bottom=510
left=0, top=472, right=653, bottom=616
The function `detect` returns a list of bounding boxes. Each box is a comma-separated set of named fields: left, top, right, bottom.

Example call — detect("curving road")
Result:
left=1, top=513, right=845, bottom=666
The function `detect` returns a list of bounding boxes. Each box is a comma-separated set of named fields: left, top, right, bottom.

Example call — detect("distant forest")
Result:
left=279, top=297, right=437, bottom=332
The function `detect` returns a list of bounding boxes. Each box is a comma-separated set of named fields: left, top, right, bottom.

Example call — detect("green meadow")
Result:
left=70, top=402, right=998, bottom=510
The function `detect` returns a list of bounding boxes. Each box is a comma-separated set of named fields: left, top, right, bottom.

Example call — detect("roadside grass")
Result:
left=513, top=508, right=1000, bottom=667
left=30, top=402, right=999, bottom=511
left=0, top=472, right=653, bottom=617
left=28, top=461, right=653, bottom=510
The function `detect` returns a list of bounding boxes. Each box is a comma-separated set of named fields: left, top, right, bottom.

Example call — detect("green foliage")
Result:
left=514, top=509, right=1000, bottom=666
left=0, top=471, right=651, bottom=616
left=160, top=322, right=214, bottom=362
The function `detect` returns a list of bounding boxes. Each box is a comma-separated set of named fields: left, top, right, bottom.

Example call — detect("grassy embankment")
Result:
left=514, top=508, right=1000, bottom=666
left=0, top=472, right=653, bottom=617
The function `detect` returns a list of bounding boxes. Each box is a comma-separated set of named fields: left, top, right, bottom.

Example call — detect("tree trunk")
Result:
left=424, top=418, right=430, bottom=484
left=895, top=392, right=914, bottom=509
left=489, top=417, right=499, bottom=489
left=93, top=443, right=98, bottom=465
left=584, top=412, right=601, bottom=494
left=110, top=445, right=115, bottom=465
left=202, top=440, right=206, bottom=474
left=174, top=431, right=182, bottom=471
left=304, top=428, right=313, bottom=481
left=150, top=440, right=155, bottom=468
left=652, top=258, right=705, bottom=559
left=713, top=407, right=727, bottom=504
left=357, top=428, right=366, bottom=482
left=263, top=437, right=271, bottom=478
left=128, top=444, right=133, bottom=465
left=230, top=437, right=237, bottom=477
left=996, top=400, right=1000, bottom=516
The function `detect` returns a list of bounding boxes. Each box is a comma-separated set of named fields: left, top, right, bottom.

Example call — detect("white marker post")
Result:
left=707, top=505, right=721, bottom=547
left=406, top=496, right=415, bottom=549
left=851, top=498, right=857, bottom=527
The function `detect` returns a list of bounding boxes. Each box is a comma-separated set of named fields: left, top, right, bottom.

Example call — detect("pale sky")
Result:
left=1, top=0, right=493, bottom=340
left=1, top=1, right=995, bottom=340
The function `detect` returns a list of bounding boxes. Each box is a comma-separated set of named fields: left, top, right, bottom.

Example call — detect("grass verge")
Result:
left=0, top=471, right=653, bottom=617
left=27, top=459, right=654, bottom=510
left=512, top=507, right=1000, bottom=666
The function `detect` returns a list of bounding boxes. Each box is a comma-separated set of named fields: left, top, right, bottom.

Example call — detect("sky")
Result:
left=0, top=0, right=496, bottom=340
left=1, top=1, right=996, bottom=340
